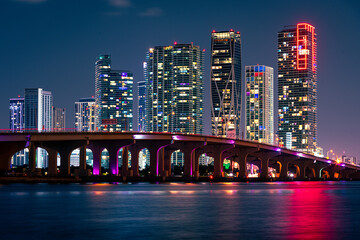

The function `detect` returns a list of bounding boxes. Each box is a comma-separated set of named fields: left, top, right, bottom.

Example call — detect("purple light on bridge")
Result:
left=228, top=140, right=235, bottom=144
left=341, top=163, right=345, bottom=167
left=297, top=153, right=303, bottom=157
left=327, top=160, right=332, bottom=164
left=173, top=135, right=187, bottom=141
left=276, top=148, right=281, bottom=152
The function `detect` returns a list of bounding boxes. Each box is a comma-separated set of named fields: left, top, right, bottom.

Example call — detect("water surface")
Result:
left=1, top=181, right=359, bottom=239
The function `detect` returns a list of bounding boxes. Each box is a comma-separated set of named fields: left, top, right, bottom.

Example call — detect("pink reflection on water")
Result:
left=282, top=182, right=340, bottom=240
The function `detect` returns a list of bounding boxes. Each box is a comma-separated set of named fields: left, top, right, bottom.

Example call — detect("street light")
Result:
left=166, top=112, right=175, bottom=133
left=326, top=149, right=334, bottom=160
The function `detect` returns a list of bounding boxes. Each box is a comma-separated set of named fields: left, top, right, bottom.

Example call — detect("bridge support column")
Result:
left=91, top=147, right=103, bottom=176
left=163, top=149, right=173, bottom=177
left=59, top=150, right=72, bottom=176
left=252, top=152, right=281, bottom=179
left=79, top=146, right=87, bottom=177
left=121, top=147, right=129, bottom=177
left=47, top=149, right=58, bottom=177
left=129, top=146, right=140, bottom=177
left=129, top=145, right=143, bottom=177
left=193, top=150, right=199, bottom=179
left=108, top=147, right=119, bottom=176
left=28, top=144, right=37, bottom=173
left=236, top=148, right=258, bottom=179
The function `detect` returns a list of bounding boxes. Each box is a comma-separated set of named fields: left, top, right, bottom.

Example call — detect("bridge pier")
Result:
left=129, top=145, right=142, bottom=177
left=89, top=145, right=104, bottom=176
left=251, top=151, right=281, bottom=179
left=79, top=146, right=87, bottom=177
left=28, top=144, right=37, bottom=173
left=47, top=148, right=58, bottom=177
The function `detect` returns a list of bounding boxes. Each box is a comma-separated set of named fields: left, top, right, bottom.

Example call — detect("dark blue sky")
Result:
left=1, top=0, right=359, bottom=158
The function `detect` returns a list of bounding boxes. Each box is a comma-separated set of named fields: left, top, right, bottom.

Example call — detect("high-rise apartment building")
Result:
left=138, top=81, right=146, bottom=132
left=210, top=30, right=242, bottom=139
left=75, top=98, right=96, bottom=132
left=9, top=97, right=26, bottom=166
left=245, top=65, right=274, bottom=145
left=24, top=88, right=53, bottom=132
left=53, top=107, right=65, bottom=131
left=24, top=88, right=53, bottom=168
left=95, top=55, right=133, bottom=132
left=278, top=23, right=317, bottom=153
left=144, top=43, right=204, bottom=134
left=9, top=97, right=25, bottom=132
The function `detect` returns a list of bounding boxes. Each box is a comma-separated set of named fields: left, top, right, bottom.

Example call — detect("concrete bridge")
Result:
left=0, top=132, right=359, bottom=180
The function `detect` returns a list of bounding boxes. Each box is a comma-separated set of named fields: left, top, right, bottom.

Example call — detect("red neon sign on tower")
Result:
left=296, top=23, right=316, bottom=72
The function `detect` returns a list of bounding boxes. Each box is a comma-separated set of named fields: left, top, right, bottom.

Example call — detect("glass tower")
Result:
left=75, top=98, right=96, bottom=132
left=144, top=43, right=204, bottom=134
left=277, top=23, right=317, bottom=153
left=95, top=55, right=133, bottom=132
left=9, top=97, right=26, bottom=166
left=245, top=65, right=274, bottom=145
left=24, top=88, right=53, bottom=168
left=138, top=81, right=146, bottom=132
left=210, top=30, right=242, bottom=139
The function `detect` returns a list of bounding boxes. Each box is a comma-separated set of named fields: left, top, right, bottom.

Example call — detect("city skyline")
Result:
left=0, top=0, right=359, bottom=159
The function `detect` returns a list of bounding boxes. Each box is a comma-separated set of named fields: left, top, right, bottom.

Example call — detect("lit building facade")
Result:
left=278, top=23, right=317, bottom=153
left=95, top=55, right=133, bottom=132
left=138, top=81, right=146, bottom=132
left=25, top=88, right=53, bottom=132
left=53, top=107, right=65, bottom=131
left=144, top=43, right=204, bottom=134
left=245, top=65, right=274, bottom=144
left=210, top=30, right=242, bottom=139
left=9, top=97, right=26, bottom=166
left=75, top=98, right=96, bottom=132
left=9, top=97, right=25, bottom=132
left=24, top=88, right=53, bottom=168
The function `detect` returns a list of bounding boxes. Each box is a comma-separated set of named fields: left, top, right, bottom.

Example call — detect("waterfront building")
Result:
left=75, top=98, right=96, bottom=132
left=95, top=55, right=133, bottom=132
left=9, top=97, right=26, bottom=166
left=144, top=43, right=204, bottom=165
left=210, top=30, right=242, bottom=139
left=144, top=43, right=204, bottom=134
left=245, top=65, right=274, bottom=144
left=138, top=80, right=146, bottom=132
left=277, top=23, right=317, bottom=154
left=9, top=97, right=25, bottom=133
left=53, top=107, right=65, bottom=131
left=24, top=88, right=53, bottom=168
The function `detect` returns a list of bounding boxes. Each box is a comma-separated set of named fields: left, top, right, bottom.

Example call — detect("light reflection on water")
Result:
left=1, top=182, right=359, bottom=240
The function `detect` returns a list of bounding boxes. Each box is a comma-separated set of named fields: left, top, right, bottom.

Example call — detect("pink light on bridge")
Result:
left=276, top=148, right=281, bottom=152
left=327, top=160, right=332, bottom=164
left=297, top=153, right=303, bottom=157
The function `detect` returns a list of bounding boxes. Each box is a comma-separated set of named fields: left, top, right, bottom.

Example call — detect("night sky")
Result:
left=1, top=0, right=359, bottom=158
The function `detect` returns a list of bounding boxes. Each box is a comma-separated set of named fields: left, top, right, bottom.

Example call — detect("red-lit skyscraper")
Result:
left=277, top=23, right=317, bottom=154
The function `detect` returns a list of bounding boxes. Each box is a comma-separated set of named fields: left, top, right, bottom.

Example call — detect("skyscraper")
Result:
left=245, top=65, right=274, bottom=145
left=138, top=81, right=146, bottom=132
left=24, top=88, right=53, bottom=132
left=75, top=97, right=96, bottom=132
left=278, top=23, right=317, bottom=153
left=24, top=88, right=53, bottom=168
left=144, top=43, right=204, bottom=134
left=53, top=107, right=66, bottom=131
left=210, top=30, right=242, bottom=139
left=95, top=55, right=133, bottom=132
left=9, top=97, right=24, bottom=133
left=9, top=97, right=26, bottom=166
